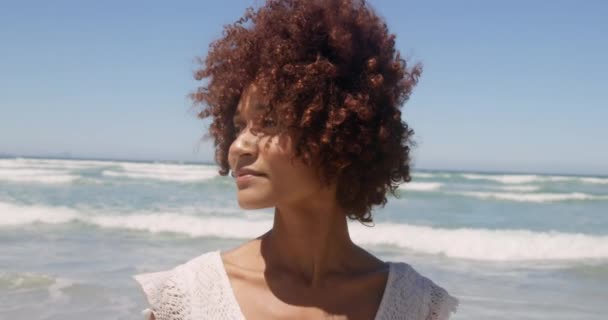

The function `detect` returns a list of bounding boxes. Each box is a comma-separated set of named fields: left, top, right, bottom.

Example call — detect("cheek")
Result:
left=263, top=143, right=321, bottom=198
left=261, top=135, right=297, bottom=174
left=259, top=133, right=293, bottom=164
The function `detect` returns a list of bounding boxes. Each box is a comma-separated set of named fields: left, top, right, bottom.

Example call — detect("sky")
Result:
left=0, top=0, right=606, bottom=175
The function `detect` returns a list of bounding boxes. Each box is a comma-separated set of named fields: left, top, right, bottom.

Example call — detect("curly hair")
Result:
left=191, top=0, right=421, bottom=224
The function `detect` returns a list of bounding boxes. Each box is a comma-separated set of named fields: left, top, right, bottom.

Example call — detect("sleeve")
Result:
left=425, top=282, right=459, bottom=320
left=133, top=269, right=188, bottom=320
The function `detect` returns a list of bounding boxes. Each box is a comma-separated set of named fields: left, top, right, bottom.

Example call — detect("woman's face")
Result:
left=227, top=84, right=329, bottom=210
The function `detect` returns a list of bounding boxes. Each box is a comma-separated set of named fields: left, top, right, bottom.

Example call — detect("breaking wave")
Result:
left=453, top=191, right=608, bottom=203
left=3, top=201, right=608, bottom=262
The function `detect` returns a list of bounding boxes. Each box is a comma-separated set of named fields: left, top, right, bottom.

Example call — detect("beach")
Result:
left=1, top=157, right=607, bottom=319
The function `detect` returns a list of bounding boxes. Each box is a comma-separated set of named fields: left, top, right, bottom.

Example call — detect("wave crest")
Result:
left=399, top=182, right=442, bottom=191
left=453, top=191, right=607, bottom=203
left=3, top=202, right=607, bottom=262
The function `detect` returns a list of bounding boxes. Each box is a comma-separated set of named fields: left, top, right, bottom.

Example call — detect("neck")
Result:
left=260, top=202, right=356, bottom=288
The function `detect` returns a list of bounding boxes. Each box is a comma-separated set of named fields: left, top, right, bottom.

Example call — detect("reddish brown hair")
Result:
left=191, top=0, right=421, bottom=223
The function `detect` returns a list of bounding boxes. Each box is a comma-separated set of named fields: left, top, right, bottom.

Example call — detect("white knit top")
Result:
left=133, top=250, right=458, bottom=320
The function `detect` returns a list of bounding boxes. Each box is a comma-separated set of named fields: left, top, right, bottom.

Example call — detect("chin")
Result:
left=236, top=192, right=274, bottom=210
left=237, top=201, right=273, bottom=210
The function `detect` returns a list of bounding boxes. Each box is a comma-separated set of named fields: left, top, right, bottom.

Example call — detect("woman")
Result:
left=134, top=0, right=459, bottom=319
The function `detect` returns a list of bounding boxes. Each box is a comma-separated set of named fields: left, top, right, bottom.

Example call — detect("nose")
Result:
left=229, top=125, right=258, bottom=176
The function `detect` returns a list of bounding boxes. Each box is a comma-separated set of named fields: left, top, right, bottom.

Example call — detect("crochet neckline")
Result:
left=211, top=250, right=395, bottom=320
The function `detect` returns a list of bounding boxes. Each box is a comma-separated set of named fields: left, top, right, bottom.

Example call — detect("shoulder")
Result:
left=132, top=250, right=226, bottom=320
left=379, top=262, right=459, bottom=320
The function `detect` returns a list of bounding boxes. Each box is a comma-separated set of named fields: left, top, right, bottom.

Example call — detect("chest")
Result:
left=228, top=270, right=389, bottom=319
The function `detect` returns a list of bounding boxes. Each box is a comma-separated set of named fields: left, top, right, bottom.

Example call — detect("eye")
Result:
left=233, top=122, right=245, bottom=132
left=262, top=118, right=276, bottom=128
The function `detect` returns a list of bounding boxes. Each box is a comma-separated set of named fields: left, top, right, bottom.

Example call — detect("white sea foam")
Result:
left=399, top=182, right=443, bottom=191
left=580, top=177, right=608, bottom=184
left=3, top=202, right=608, bottom=262
left=461, top=174, right=541, bottom=184
left=102, top=162, right=219, bottom=182
left=349, top=223, right=608, bottom=261
left=80, top=217, right=608, bottom=261
left=101, top=170, right=217, bottom=182
left=412, top=172, right=452, bottom=179
left=0, top=201, right=248, bottom=227
left=460, top=172, right=608, bottom=185
left=0, top=168, right=79, bottom=184
left=0, top=202, right=80, bottom=225
left=0, top=201, right=268, bottom=237
left=0, top=158, right=122, bottom=170
left=0, top=158, right=220, bottom=183
left=90, top=214, right=272, bottom=237
left=453, top=191, right=607, bottom=203
left=115, top=162, right=215, bottom=173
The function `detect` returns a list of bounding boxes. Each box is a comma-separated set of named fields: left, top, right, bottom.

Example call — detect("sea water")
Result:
left=1, top=157, right=607, bottom=319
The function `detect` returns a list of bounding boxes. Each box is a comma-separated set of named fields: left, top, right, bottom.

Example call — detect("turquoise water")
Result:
left=1, top=157, right=607, bottom=319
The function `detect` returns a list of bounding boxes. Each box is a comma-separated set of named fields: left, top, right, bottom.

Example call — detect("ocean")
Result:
left=1, top=156, right=607, bottom=319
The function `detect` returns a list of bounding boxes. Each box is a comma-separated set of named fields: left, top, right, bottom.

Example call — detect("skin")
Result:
left=219, top=84, right=391, bottom=319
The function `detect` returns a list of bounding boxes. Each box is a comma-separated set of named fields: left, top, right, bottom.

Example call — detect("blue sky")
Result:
left=1, top=0, right=606, bottom=175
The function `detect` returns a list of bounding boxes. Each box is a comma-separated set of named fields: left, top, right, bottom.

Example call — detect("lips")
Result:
left=233, top=168, right=265, bottom=189
left=234, top=167, right=265, bottom=177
